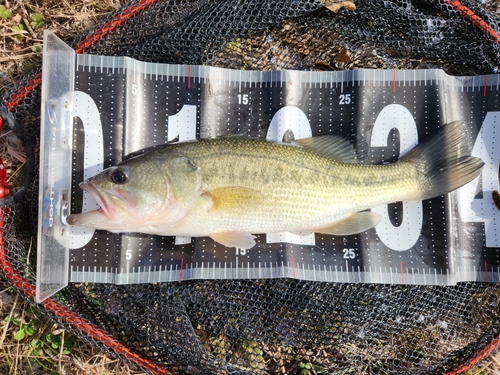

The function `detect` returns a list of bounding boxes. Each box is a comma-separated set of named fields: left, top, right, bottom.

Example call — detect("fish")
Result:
left=66, top=121, right=484, bottom=249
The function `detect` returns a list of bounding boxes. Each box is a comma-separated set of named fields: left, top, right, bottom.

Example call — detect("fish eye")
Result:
left=109, top=169, right=127, bottom=184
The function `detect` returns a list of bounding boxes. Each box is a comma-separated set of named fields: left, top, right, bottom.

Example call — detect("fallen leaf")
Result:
left=325, top=1, right=356, bottom=13
left=335, top=48, right=351, bottom=63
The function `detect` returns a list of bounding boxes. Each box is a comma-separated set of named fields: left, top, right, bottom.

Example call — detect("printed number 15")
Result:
left=238, top=94, right=249, bottom=105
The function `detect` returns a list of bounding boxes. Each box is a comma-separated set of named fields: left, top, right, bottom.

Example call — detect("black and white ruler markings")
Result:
left=61, top=54, right=500, bottom=286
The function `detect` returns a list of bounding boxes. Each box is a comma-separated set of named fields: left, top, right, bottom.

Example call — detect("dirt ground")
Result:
left=0, top=0, right=499, bottom=374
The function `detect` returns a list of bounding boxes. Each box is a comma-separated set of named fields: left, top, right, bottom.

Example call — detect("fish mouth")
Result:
left=80, top=181, right=128, bottom=219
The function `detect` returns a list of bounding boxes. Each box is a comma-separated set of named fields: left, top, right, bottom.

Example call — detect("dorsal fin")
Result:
left=294, top=134, right=359, bottom=163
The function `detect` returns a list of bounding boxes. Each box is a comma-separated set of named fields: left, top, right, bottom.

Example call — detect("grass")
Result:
left=0, top=0, right=500, bottom=374
left=0, top=277, right=145, bottom=374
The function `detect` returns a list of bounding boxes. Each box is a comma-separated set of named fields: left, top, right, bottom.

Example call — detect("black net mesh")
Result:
left=2, top=0, right=500, bottom=374
left=60, top=281, right=500, bottom=375
left=70, top=0, right=500, bottom=74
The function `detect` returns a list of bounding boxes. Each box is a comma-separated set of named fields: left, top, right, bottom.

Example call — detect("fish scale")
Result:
left=182, top=139, right=417, bottom=214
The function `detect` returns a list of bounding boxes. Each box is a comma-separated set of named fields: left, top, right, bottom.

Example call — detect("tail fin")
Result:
left=400, top=121, right=484, bottom=200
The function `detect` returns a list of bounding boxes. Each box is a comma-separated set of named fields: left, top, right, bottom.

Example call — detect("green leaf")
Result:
left=14, top=329, right=26, bottom=340
left=62, top=335, right=77, bottom=354
left=46, top=332, right=62, bottom=349
left=30, top=13, right=44, bottom=29
left=0, top=6, right=12, bottom=19
left=8, top=316, right=21, bottom=325
left=24, top=324, right=35, bottom=336
left=3, top=316, right=20, bottom=324
left=12, top=24, right=27, bottom=42
left=12, top=24, right=26, bottom=32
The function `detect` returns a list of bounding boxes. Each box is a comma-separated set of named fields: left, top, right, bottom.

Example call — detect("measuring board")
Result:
left=37, top=31, right=500, bottom=302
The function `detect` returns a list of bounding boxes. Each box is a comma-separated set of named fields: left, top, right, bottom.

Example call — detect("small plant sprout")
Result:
left=12, top=23, right=27, bottom=42
left=30, top=14, right=44, bottom=29
left=0, top=5, right=12, bottom=19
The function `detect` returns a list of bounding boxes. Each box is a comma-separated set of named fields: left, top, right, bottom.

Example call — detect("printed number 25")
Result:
left=339, top=94, right=351, bottom=105
left=343, top=248, right=355, bottom=259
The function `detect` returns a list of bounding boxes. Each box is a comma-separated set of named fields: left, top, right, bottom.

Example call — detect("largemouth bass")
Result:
left=67, top=121, right=483, bottom=249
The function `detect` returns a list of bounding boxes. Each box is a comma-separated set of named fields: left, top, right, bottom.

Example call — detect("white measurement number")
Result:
left=236, top=248, right=247, bottom=255
left=343, top=248, right=356, bottom=259
left=238, top=93, right=249, bottom=105
left=339, top=94, right=351, bottom=105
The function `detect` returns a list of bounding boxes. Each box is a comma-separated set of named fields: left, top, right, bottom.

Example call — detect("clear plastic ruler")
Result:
left=38, top=31, right=500, bottom=301
left=37, top=31, right=74, bottom=302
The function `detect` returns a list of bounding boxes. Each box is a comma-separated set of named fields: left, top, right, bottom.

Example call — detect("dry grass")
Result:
left=0, top=277, right=146, bottom=374
left=0, top=0, right=500, bottom=374
left=1, top=0, right=121, bottom=88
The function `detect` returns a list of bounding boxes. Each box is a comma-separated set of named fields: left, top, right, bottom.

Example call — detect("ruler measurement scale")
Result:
left=39, top=33, right=500, bottom=298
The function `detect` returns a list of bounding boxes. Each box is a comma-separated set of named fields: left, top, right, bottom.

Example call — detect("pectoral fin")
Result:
left=206, top=187, right=264, bottom=212
left=210, top=231, right=256, bottom=249
left=313, top=212, right=381, bottom=236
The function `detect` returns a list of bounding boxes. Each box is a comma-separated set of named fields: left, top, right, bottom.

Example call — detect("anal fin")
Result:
left=313, top=211, right=381, bottom=236
left=210, top=231, right=256, bottom=249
